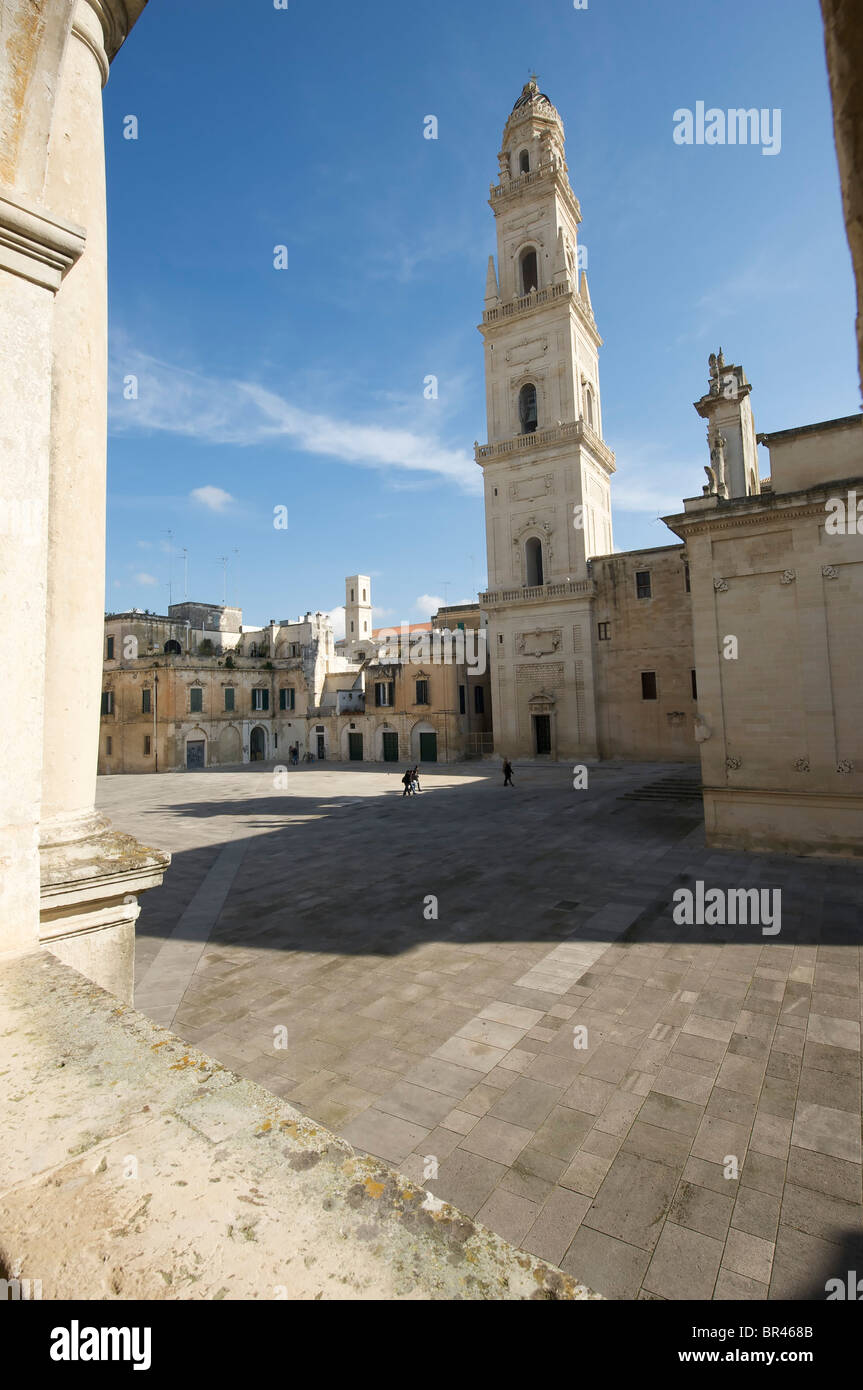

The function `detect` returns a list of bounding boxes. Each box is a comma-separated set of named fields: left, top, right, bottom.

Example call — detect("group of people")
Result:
left=401, top=766, right=423, bottom=796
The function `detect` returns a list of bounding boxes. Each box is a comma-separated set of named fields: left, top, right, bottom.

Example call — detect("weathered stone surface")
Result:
left=0, top=949, right=598, bottom=1300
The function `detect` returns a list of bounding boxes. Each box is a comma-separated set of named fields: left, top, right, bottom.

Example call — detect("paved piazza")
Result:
left=96, top=760, right=863, bottom=1301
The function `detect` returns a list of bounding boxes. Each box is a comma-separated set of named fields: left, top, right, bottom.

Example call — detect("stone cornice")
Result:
left=663, top=475, right=863, bottom=539
left=0, top=187, right=85, bottom=290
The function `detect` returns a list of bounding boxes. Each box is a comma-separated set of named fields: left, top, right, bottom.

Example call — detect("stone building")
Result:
left=100, top=584, right=491, bottom=771
left=591, top=545, right=698, bottom=763
left=664, top=413, right=863, bottom=856
left=476, top=79, right=698, bottom=765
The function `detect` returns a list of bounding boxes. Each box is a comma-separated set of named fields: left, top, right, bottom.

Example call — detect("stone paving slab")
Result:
left=97, top=759, right=863, bottom=1300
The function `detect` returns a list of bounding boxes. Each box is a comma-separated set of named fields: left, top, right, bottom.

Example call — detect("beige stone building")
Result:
left=474, top=79, right=862, bottom=872
left=664, top=413, right=863, bottom=856
left=592, top=545, right=698, bottom=763
left=100, top=585, right=491, bottom=771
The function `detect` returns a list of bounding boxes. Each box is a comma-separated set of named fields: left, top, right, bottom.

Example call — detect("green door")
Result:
left=382, top=731, right=399, bottom=762
left=348, top=732, right=363, bottom=761
left=419, top=732, right=437, bottom=762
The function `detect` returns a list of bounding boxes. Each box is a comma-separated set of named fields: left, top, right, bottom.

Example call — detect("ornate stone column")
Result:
left=0, top=0, right=80, bottom=958
left=37, top=0, right=167, bottom=1002
left=0, top=0, right=166, bottom=997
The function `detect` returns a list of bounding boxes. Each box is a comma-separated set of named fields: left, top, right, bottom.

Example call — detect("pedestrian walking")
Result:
left=502, top=759, right=514, bottom=786
left=411, top=765, right=422, bottom=793
left=401, top=768, right=414, bottom=797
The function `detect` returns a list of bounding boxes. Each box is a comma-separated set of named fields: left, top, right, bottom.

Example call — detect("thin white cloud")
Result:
left=191, top=485, right=235, bottom=512
left=327, top=605, right=346, bottom=640
left=110, top=349, right=480, bottom=494
left=134, top=571, right=158, bottom=586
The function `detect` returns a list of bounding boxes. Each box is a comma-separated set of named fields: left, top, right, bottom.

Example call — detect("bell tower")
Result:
left=478, top=79, right=614, bottom=760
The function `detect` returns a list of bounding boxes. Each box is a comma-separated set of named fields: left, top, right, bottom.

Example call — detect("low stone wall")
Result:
left=0, top=950, right=599, bottom=1301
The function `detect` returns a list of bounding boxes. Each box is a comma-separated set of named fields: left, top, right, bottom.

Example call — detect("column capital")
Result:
left=0, top=187, right=85, bottom=291
left=72, top=0, right=149, bottom=85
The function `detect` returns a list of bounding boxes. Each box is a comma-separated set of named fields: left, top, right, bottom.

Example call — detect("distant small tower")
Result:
left=344, top=574, right=372, bottom=646
left=695, top=350, right=760, bottom=499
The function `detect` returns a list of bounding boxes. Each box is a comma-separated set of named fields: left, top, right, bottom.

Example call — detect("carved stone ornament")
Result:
left=516, top=629, right=561, bottom=658
left=822, top=565, right=839, bottom=580
left=713, top=578, right=728, bottom=593
left=725, top=756, right=741, bottom=771
left=794, top=758, right=810, bottom=773
left=666, top=711, right=686, bottom=726
left=837, top=760, right=855, bottom=775
left=694, top=715, right=712, bottom=743
left=780, top=569, right=796, bottom=585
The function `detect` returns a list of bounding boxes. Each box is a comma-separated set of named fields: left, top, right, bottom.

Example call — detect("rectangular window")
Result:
left=597, top=621, right=610, bottom=641
left=691, top=669, right=698, bottom=700
left=684, top=561, right=691, bottom=594
left=144, top=735, right=151, bottom=756
left=636, top=571, right=652, bottom=600
left=459, top=684, right=466, bottom=715
left=415, top=678, right=429, bottom=706
left=190, top=687, right=203, bottom=713
left=101, top=691, right=114, bottom=715
left=224, top=687, right=235, bottom=711
left=252, top=688, right=269, bottom=711
left=641, top=671, right=658, bottom=701
left=374, top=682, right=394, bottom=708
left=142, top=688, right=151, bottom=714
left=474, top=686, right=485, bottom=715
left=279, top=687, right=295, bottom=711
left=106, top=636, right=114, bottom=660
left=106, top=736, right=112, bottom=756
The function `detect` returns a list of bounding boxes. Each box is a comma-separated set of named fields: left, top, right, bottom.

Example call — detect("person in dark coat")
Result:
left=502, top=759, right=514, bottom=786
left=402, top=769, right=414, bottom=797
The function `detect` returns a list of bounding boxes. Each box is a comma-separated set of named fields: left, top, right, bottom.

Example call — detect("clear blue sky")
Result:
left=104, top=0, right=858, bottom=631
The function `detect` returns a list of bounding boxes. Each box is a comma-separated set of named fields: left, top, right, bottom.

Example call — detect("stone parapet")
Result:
left=0, top=950, right=599, bottom=1302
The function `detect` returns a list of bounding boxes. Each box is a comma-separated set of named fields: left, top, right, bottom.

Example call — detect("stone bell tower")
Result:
left=477, top=78, right=615, bottom=761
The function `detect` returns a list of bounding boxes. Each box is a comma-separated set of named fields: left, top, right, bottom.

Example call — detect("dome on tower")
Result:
left=512, top=77, right=554, bottom=113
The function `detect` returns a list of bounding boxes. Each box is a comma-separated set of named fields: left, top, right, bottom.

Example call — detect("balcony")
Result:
left=481, top=577, right=596, bottom=608
left=475, top=419, right=616, bottom=473
left=482, top=280, right=571, bottom=325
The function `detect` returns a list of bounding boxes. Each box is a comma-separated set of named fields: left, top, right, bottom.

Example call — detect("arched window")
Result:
left=518, top=383, right=538, bottom=434
left=584, top=385, right=594, bottom=428
left=519, top=149, right=530, bottom=174
left=525, top=537, right=544, bottom=587
left=520, top=248, right=538, bottom=295
left=163, top=639, right=181, bottom=655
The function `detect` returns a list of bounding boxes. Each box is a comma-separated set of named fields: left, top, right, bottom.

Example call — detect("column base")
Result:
left=40, top=813, right=169, bottom=1003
